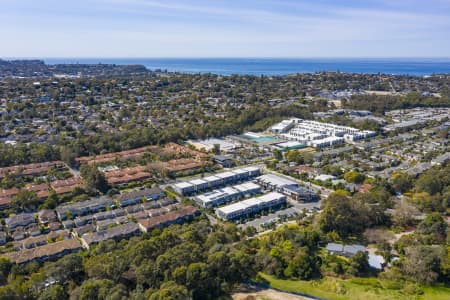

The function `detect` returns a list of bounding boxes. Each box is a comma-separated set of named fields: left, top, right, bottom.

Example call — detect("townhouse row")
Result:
left=215, top=192, right=286, bottom=221
left=3, top=204, right=200, bottom=264
left=172, top=166, right=261, bottom=196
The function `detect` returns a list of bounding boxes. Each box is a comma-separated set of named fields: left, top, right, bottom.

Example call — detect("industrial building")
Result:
left=272, top=141, right=306, bottom=151
left=187, top=138, right=238, bottom=152
left=171, top=166, right=261, bottom=196
left=255, top=173, right=298, bottom=192
left=282, top=185, right=319, bottom=202
left=195, top=182, right=261, bottom=208
left=270, top=119, right=299, bottom=133
left=256, top=173, right=319, bottom=202
left=215, top=192, right=286, bottom=221
left=271, top=119, right=376, bottom=148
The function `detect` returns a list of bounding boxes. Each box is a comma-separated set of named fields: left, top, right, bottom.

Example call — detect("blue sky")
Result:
left=2, top=0, right=450, bottom=58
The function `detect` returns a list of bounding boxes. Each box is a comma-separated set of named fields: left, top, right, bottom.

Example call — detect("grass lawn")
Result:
left=259, top=273, right=450, bottom=300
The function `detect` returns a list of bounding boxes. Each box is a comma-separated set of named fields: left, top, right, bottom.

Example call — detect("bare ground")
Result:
left=232, top=284, right=314, bottom=300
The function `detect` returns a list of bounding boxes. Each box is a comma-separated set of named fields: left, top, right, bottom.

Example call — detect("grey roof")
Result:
left=81, top=223, right=140, bottom=246
left=6, top=214, right=36, bottom=229
left=256, top=173, right=298, bottom=188
left=214, top=155, right=233, bottom=161
left=62, top=220, right=75, bottom=229
left=142, top=201, right=161, bottom=210
left=73, top=224, right=95, bottom=236
left=368, top=254, right=385, bottom=270
left=283, top=184, right=316, bottom=195
left=96, top=218, right=117, bottom=229
left=56, top=196, right=114, bottom=216
left=126, top=204, right=143, bottom=213
left=343, top=244, right=366, bottom=255
left=116, top=187, right=164, bottom=202
left=326, top=243, right=343, bottom=252
left=93, top=210, right=115, bottom=220
left=159, top=198, right=177, bottom=207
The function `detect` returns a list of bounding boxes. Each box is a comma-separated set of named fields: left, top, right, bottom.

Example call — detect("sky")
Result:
left=1, top=0, right=450, bottom=58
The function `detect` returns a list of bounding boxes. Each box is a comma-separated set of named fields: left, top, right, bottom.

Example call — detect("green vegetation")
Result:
left=345, top=93, right=450, bottom=114
left=80, top=164, right=110, bottom=194
left=259, top=273, right=450, bottom=300
left=0, top=70, right=449, bottom=299
left=0, top=220, right=259, bottom=299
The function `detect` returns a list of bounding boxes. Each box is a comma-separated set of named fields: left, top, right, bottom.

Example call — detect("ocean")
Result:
left=43, top=58, right=450, bottom=76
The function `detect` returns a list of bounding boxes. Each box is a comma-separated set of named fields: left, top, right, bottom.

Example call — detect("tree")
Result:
left=402, top=246, right=445, bottom=284
left=212, top=144, right=220, bottom=155
left=319, top=193, right=369, bottom=238
left=392, top=173, right=413, bottom=193
left=105, top=284, right=128, bottom=300
left=148, top=281, right=190, bottom=300
left=343, top=170, right=365, bottom=184
left=348, top=251, right=370, bottom=276
left=415, top=173, right=442, bottom=195
left=42, top=190, right=59, bottom=209
left=11, top=189, right=40, bottom=212
left=80, top=164, right=109, bottom=194
left=44, top=253, right=85, bottom=285
left=284, top=251, right=320, bottom=280
left=392, top=200, right=420, bottom=228
left=412, top=192, right=445, bottom=213
left=37, top=285, right=67, bottom=300
left=417, top=213, right=447, bottom=243
left=285, top=150, right=312, bottom=165
left=0, top=258, right=12, bottom=285
left=272, top=149, right=283, bottom=161
left=78, top=279, right=114, bottom=300
left=135, top=259, right=158, bottom=288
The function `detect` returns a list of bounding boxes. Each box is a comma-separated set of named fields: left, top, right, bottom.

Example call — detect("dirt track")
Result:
left=232, top=284, right=314, bottom=300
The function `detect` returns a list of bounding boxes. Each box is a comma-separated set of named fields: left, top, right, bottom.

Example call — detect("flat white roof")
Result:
left=258, top=192, right=285, bottom=203
left=242, top=166, right=260, bottom=172
left=314, top=174, right=335, bottom=181
left=217, top=192, right=285, bottom=216
left=223, top=186, right=239, bottom=194
left=197, top=187, right=239, bottom=202
left=196, top=194, right=209, bottom=202
left=242, top=197, right=261, bottom=207
left=196, top=138, right=237, bottom=150
left=243, top=132, right=261, bottom=138
left=234, top=182, right=260, bottom=192
left=217, top=202, right=247, bottom=214
left=215, top=171, right=236, bottom=179
left=190, top=179, right=208, bottom=185
left=203, top=175, right=221, bottom=182
left=231, top=168, right=248, bottom=175
left=173, top=182, right=193, bottom=189
left=276, top=141, right=303, bottom=148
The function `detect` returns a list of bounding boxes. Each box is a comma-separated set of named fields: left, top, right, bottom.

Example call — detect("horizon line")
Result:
left=3, top=56, right=450, bottom=60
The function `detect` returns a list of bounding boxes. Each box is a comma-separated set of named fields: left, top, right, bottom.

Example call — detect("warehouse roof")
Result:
left=257, top=173, right=298, bottom=187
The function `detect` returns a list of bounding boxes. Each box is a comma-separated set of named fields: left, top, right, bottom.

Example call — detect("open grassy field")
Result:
left=259, top=273, right=450, bottom=300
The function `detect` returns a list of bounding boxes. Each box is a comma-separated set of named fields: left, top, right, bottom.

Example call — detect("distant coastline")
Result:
left=37, top=57, right=450, bottom=76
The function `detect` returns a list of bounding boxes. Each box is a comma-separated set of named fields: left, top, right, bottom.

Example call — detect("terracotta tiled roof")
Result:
left=76, top=146, right=152, bottom=165
left=138, top=205, right=199, bottom=231
left=51, top=177, right=83, bottom=195
left=105, top=166, right=152, bottom=184
left=0, top=161, right=65, bottom=178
